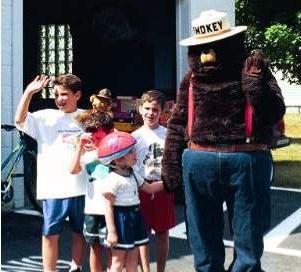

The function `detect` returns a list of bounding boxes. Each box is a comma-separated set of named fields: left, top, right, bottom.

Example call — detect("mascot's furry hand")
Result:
left=243, top=49, right=269, bottom=77
left=242, top=50, right=269, bottom=96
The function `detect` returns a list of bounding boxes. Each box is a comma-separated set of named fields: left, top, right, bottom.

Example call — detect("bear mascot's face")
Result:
left=187, top=33, right=247, bottom=82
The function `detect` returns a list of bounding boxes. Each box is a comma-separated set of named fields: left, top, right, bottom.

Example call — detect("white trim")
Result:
left=115, top=237, right=149, bottom=249
left=271, top=186, right=301, bottom=193
left=223, top=239, right=234, bottom=247
left=222, top=240, right=301, bottom=257
left=264, top=207, right=301, bottom=249
left=14, top=209, right=43, bottom=217
left=265, top=247, right=301, bottom=257
left=134, top=237, right=150, bottom=245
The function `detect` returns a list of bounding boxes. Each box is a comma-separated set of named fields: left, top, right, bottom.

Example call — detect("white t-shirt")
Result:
left=102, top=170, right=144, bottom=206
left=132, top=125, right=166, bottom=180
left=81, top=150, right=108, bottom=215
left=16, top=109, right=87, bottom=199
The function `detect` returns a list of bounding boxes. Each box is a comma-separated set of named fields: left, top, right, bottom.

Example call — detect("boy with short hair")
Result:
left=15, top=74, right=87, bottom=272
left=132, top=90, right=176, bottom=272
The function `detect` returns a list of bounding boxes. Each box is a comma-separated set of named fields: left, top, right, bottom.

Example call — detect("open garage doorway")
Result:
left=24, top=0, right=176, bottom=109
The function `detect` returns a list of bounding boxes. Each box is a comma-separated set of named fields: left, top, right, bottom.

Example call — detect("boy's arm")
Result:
left=103, top=192, right=118, bottom=247
left=140, top=181, right=164, bottom=194
left=69, top=138, right=85, bottom=174
left=15, top=75, right=50, bottom=125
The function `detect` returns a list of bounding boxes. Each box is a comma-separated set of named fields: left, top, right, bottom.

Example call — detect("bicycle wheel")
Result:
left=1, top=180, right=14, bottom=203
left=24, top=150, right=42, bottom=213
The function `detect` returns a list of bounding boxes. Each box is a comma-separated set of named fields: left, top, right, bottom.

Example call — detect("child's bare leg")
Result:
left=156, top=230, right=169, bottom=272
left=70, top=232, right=86, bottom=270
left=89, top=244, right=102, bottom=272
left=42, top=234, right=59, bottom=271
left=125, top=247, right=139, bottom=272
left=106, top=248, right=112, bottom=271
left=138, top=245, right=150, bottom=272
left=111, top=249, right=126, bottom=272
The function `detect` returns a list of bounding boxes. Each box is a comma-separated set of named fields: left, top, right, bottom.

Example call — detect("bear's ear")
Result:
left=90, top=95, right=97, bottom=103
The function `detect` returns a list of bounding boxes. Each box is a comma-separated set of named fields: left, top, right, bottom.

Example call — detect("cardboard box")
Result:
left=114, top=96, right=139, bottom=113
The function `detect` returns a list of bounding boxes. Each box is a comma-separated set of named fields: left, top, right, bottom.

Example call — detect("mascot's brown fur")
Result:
left=161, top=33, right=285, bottom=192
left=162, top=10, right=286, bottom=271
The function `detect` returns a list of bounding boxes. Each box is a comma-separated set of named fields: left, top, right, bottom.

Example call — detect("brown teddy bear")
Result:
left=89, top=88, right=113, bottom=116
left=75, top=88, right=114, bottom=125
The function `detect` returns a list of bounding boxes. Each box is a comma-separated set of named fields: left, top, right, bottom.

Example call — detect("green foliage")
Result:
left=235, top=0, right=301, bottom=84
left=264, top=23, right=301, bottom=83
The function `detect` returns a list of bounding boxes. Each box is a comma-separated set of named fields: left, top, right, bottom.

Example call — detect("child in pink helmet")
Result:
left=98, top=131, right=164, bottom=272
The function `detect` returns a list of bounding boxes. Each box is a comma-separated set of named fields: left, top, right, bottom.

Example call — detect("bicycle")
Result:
left=1, top=124, right=42, bottom=213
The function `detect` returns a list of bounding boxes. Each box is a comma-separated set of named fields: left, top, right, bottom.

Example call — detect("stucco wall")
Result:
left=176, top=0, right=235, bottom=86
left=1, top=0, right=24, bottom=208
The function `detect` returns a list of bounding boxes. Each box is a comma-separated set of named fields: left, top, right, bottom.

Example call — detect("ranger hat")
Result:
left=180, top=9, right=247, bottom=46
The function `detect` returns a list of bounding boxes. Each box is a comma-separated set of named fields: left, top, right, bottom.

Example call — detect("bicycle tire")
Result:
left=24, top=150, right=42, bottom=213
left=1, top=139, right=26, bottom=208
left=1, top=180, right=14, bottom=203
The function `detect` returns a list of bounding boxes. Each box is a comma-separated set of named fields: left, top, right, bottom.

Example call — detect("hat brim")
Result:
left=96, top=95, right=112, bottom=100
left=179, top=26, right=247, bottom=46
left=98, top=144, right=135, bottom=165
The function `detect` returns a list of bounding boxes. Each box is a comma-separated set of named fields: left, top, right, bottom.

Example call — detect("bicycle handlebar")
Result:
left=1, top=124, right=16, bottom=131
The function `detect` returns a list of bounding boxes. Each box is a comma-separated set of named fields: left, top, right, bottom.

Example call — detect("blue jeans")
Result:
left=182, top=149, right=272, bottom=272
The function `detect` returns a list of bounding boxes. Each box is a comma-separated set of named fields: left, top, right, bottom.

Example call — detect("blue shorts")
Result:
left=113, top=205, right=149, bottom=250
left=42, top=196, right=85, bottom=236
left=83, top=214, right=106, bottom=245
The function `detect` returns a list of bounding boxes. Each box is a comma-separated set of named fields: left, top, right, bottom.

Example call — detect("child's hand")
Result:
left=141, top=180, right=164, bottom=194
left=107, top=231, right=118, bottom=247
left=25, top=75, right=50, bottom=95
left=78, top=133, right=93, bottom=148
left=83, top=142, right=97, bottom=152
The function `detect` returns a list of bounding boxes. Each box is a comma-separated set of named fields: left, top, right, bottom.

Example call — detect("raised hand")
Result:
left=243, top=50, right=269, bottom=77
left=25, top=75, right=50, bottom=94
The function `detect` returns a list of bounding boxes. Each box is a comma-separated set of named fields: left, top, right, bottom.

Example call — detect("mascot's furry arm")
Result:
left=242, top=50, right=285, bottom=126
left=161, top=71, right=192, bottom=192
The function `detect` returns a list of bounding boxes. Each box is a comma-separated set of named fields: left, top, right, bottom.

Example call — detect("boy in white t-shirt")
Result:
left=70, top=111, right=114, bottom=272
left=132, top=90, right=176, bottom=272
left=15, top=74, right=87, bottom=272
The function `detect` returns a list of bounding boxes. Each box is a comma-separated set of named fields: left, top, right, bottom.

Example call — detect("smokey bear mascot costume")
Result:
left=161, top=10, right=285, bottom=272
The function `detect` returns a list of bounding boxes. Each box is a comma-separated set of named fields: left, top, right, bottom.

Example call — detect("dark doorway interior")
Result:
left=24, top=0, right=176, bottom=109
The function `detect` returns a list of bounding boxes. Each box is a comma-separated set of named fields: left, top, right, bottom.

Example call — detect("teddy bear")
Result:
left=75, top=88, right=114, bottom=125
left=161, top=10, right=285, bottom=272
left=89, top=88, right=113, bottom=117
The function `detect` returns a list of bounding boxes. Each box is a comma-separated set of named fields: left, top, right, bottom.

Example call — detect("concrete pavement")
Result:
left=2, top=187, right=301, bottom=271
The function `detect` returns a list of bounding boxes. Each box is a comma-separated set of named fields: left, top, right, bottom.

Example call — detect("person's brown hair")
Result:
left=139, top=90, right=165, bottom=109
left=85, top=111, right=114, bottom=133
left=53, top=74, right=82, bottom=93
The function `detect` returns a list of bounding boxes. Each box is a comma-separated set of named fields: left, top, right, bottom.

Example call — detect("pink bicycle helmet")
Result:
left=97, top=131, right=137, bottom=165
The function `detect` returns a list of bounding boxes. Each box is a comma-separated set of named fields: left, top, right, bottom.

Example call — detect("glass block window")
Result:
left=39, top=24, right=73, bottom=98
